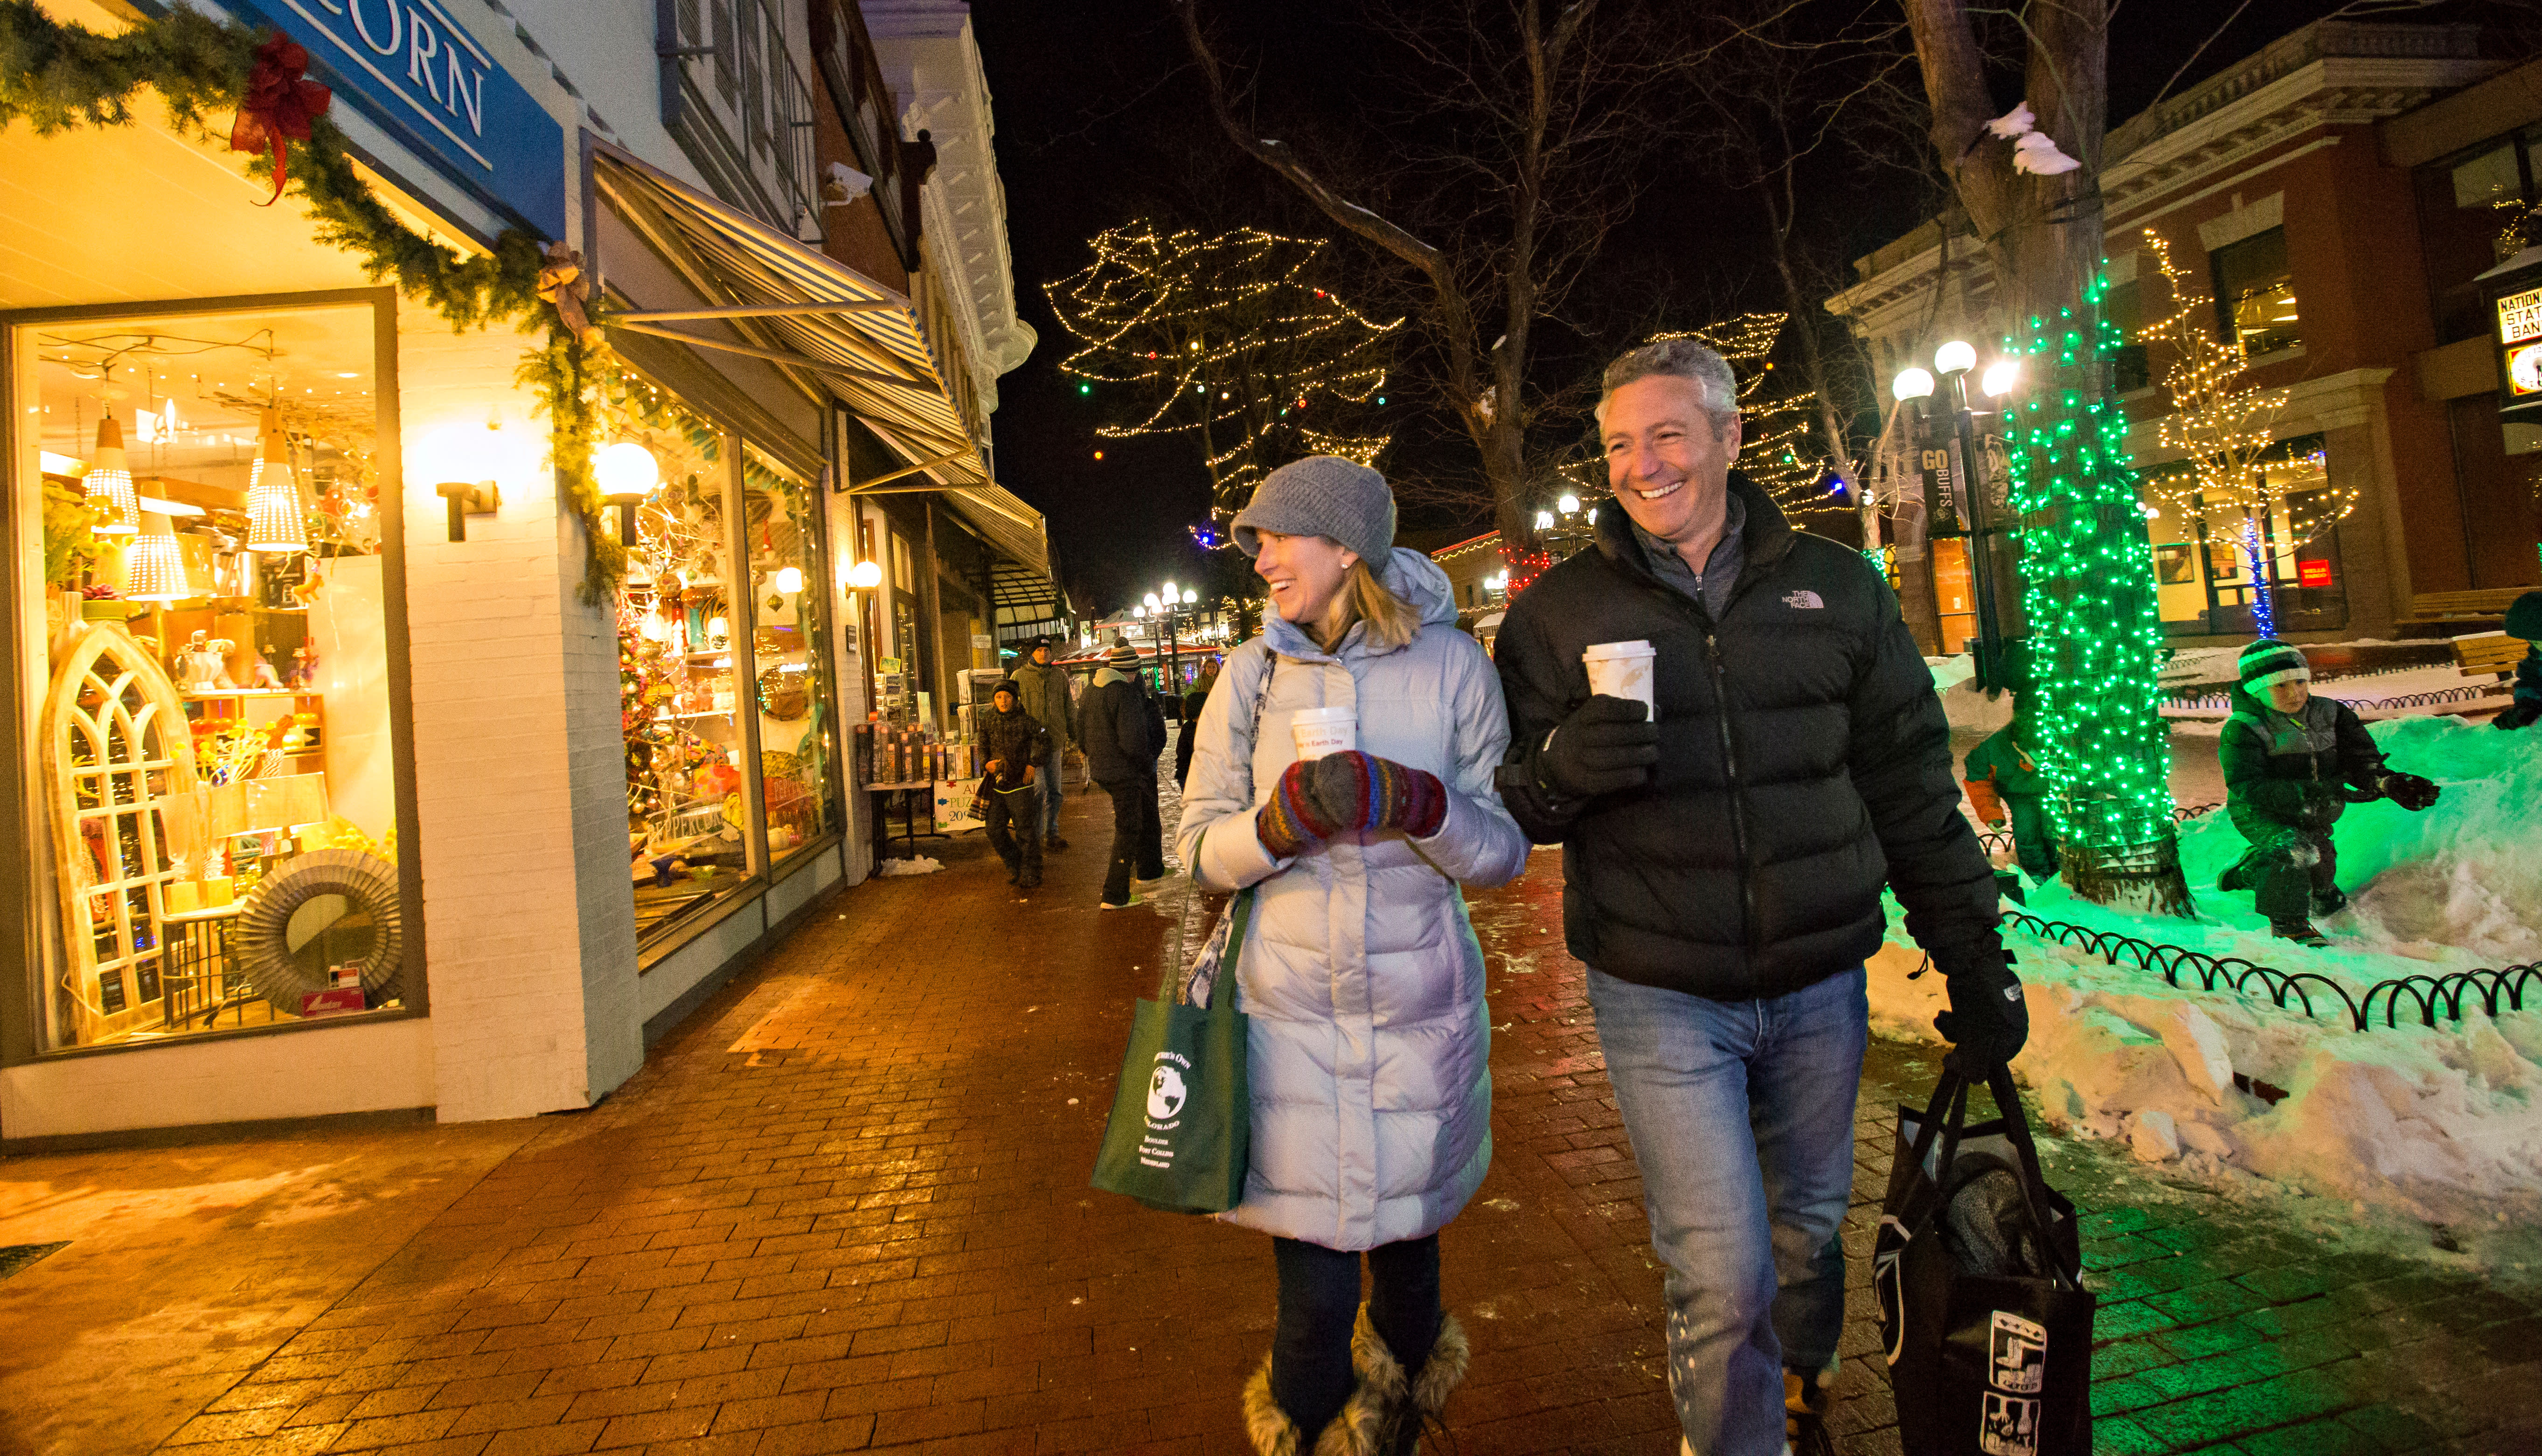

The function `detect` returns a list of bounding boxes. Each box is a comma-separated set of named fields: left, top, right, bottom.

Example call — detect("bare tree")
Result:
left=1175, top=0, right=1681, bottom=548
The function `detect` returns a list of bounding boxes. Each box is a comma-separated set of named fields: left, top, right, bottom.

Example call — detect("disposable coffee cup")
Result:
left=1582, top=640, right=1657, bottom=718
left=1290, top=706, right=1357, bottom=761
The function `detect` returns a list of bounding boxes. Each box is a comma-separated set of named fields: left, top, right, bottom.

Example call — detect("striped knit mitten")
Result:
left=1311, top=752, right=1451, bottom=839
left=1256, top=757, right=1344, bottom=858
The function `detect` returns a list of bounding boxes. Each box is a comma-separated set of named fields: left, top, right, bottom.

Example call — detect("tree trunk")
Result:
left=1905, top=0, right=2190, bottom=914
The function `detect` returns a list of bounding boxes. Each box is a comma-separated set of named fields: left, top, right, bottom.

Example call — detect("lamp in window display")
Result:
left=122, top=512, right=195, bottom=603
left=595, top=440, right=660, bottom=541
left=84, top=414, right=141, bottom=535
left=244, top=410, right=309, bottom=554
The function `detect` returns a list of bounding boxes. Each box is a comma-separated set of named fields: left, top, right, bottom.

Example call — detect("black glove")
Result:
left=1537, top=694, right=1660, bottom=800
left=2495, top=703, right=2541, bottom=731
left=2379, top=771, right=2440, bottom=812
left=1934, top=947, right=2028, bottom=1073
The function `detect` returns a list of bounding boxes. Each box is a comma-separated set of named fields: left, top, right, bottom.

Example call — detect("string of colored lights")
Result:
left=1047, top=224, right=1398, bottom=527
left=1999, top=270, right=2181, bottom=897
left=2136, top=229, right=2354, bottom=639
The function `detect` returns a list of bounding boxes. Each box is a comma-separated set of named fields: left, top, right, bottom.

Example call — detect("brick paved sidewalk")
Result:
left=2, top=772, right=2537, bottom=1456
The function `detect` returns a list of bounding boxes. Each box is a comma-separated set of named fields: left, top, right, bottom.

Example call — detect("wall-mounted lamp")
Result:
left=429, top=421, right=503, bottom=542
left=847, top=559, right=882, bottom=590
left=594, top=441, right=660, bottom=541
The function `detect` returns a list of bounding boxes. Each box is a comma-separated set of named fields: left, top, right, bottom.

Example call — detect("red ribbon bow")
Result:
left=229, top=36, right=332, bottom=207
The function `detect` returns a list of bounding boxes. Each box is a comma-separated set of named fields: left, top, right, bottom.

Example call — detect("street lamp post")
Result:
left=1899, top=341, right=2022, bottom=685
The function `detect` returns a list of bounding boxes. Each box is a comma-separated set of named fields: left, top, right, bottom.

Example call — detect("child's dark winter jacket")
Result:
left=978, top=704, right=1051, bottom=791
left=2218, top=685, right=2386, bottom=841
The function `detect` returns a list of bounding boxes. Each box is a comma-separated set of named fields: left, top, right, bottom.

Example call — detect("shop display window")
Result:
left=15, top=298, right=411, bottom=1050
left=740, top=442, right=841, bottom=868
left=2209, top=227, right=2298, bottom=358
left=608, top=370, right=842, bottom=947
left=609, top=370, right=754, bottom=943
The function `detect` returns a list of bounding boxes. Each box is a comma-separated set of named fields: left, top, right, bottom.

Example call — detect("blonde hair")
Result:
left=1317, top=557, right=1419, bottom=653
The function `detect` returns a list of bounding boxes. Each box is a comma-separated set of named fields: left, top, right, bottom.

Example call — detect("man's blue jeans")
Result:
left=1587, top=964, right=1868, bottom=1456
left=1039, top=742, right=1066, bottom=839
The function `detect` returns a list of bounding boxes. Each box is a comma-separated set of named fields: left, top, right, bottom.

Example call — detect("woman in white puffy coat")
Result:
left=1177, top=457, right=1527, bottom=1456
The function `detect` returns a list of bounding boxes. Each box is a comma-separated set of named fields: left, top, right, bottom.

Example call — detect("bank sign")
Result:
left=228, top=0, right=566, bottom=240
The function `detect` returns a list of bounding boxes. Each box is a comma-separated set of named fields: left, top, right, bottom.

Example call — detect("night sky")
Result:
left=968, top=0, right=2414, bottom=615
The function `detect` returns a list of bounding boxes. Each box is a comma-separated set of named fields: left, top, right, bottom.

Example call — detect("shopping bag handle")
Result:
left=1912, top=1061, right=2085, bottom=1294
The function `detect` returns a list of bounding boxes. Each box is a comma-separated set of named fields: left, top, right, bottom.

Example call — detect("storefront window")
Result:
left=740, top=443, right=840, bottom=867
left=2210, top=227, right=2299, bottom=357
left=2139, top=435, right=2348, bottom=634
left=16, top=299, right=410, bottom=1050
left=609, top=369, right=755, bottom=944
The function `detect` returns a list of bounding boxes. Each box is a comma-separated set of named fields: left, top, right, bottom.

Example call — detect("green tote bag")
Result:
left=1090, top=886, right=1255, bottom=1214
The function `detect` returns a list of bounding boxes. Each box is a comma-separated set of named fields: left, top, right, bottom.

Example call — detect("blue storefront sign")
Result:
left=228, top=0, right=567, bottom=240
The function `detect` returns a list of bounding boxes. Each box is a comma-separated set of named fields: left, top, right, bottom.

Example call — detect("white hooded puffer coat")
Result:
left=1177, top=548, right=1528, bottom=1250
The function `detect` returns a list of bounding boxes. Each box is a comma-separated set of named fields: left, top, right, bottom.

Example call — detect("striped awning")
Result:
left=590, top=143, right=983, bottom=487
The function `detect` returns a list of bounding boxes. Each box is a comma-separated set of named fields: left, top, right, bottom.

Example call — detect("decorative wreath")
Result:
left=232, top=849, right=403, bottom=1012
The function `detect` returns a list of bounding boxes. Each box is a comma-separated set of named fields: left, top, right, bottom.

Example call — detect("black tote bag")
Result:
left=1875, top=1063, right=2097, bottom=1456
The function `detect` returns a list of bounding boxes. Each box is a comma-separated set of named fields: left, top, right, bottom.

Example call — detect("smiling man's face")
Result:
left=1603, top=374, right=1741, bottom=546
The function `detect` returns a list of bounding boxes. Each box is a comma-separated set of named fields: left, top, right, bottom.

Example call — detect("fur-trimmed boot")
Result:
left=1241, top=1353, right=1392, bottom=1456
left=1352, top=1305, right=1471, bottom=1456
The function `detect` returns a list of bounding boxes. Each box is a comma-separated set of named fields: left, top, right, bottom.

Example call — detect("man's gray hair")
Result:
left=1598, top=338, right=1739, bottom=428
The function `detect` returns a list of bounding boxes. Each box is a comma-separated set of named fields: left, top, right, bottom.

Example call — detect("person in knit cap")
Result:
left=2217, top=638, right=2441, bottom=944
left=1080, top=640, right=1166, bottom=907
left=2492, top=592, right=2542, bottom=731
left=976, top=680, right=1050, bottom=890
left=1176, top=455, right=1526, bottom=1454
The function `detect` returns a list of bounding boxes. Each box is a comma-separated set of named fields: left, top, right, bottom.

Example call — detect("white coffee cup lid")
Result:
left=1582, top=639, right=1655, bottom=660
left=1293, top=706, right=1355, bottom=725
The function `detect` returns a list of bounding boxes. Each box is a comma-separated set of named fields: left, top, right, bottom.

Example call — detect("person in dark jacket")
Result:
left=1011, top=639, right=1075, bottom=847
left=2217, top=639, right=2440, bottom=944
left=1493, top=338, right=2017, bottom=1456
left=977, top=681, right=1051, bottom=890
left=2493, top=592, right=2542, bottom=731
left=1175, top=662, right=1221, bottom=789
left=1080, top=642, right=1167, bottom=907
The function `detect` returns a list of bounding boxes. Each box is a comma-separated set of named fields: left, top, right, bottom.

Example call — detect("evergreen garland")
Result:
left=0, top=0, right=618, bottom=597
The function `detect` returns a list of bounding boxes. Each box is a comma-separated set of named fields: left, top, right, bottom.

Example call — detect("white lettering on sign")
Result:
left=281, top=0, right=496, bottom=169
left=2500, top=286, right=2542, bottom=345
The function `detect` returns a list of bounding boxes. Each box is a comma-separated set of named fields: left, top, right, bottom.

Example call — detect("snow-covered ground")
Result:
left=1880, top=715, right=2542, bottom=1231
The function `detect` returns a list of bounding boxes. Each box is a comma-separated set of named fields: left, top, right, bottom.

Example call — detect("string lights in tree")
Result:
left=1999, top=271, right=2189, bottom=914
left=1048, top=224, right=1398, bottom=533
left=2136, top=229, right=2353, bottom=638
left=1646, top=312, right=1841, bottom=513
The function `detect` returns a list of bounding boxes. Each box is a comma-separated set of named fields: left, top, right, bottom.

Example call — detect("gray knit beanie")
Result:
left=1232, top=456, right=1396, bottom=564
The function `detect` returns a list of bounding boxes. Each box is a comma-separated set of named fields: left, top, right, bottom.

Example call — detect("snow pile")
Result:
left=874, top=855, right=943, bottom=876
left=1877, top=717, right=2542, bottom=1225
left=1868, top=940, right=2542, bottom=1227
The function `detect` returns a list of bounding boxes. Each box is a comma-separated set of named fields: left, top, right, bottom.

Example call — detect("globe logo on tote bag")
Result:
left=1147, top=1062, right=1188, bottom=1120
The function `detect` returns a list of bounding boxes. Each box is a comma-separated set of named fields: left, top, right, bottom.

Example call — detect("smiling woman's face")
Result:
left=1252, top=530, right=1358, bottom=626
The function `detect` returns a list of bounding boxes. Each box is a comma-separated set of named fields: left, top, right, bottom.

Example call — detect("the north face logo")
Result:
left=1146, top=1065, right=1187, bottom=1120
left=1784, top=590, right=1825, bottom=609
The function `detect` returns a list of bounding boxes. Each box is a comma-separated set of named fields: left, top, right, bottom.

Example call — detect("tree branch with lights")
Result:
left=1047, top=223, right=1397, bottom=531
left=2137, top=229, right=2347, bottom=639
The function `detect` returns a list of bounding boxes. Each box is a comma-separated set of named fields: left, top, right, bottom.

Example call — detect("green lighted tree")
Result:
left=1047, top=223, right=1398, bottom=529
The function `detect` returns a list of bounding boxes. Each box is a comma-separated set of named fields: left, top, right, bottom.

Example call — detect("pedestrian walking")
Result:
left=2216, top=638, right=2441, bottom=943
left=1011, top=637, right=1077, bottom=847
left=976, top=680, right=1050, bottom=890
left=1176, top=661, right=1221, bottom=789
left=1082, top=641, right=1167, bottom=908
left=1178, top=456, right=1528, bottom=1455
left=1492, top=339, right=2021, bottom=1456
left=2493, top=591, right=2542, bottom=731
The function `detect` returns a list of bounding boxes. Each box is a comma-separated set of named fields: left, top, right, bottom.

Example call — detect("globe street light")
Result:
left=1980, top=360, right=2021, bottom=399
left=1933, top=339, right=1978, bottom=377
left=1891, top=367, right=1935, bottom=402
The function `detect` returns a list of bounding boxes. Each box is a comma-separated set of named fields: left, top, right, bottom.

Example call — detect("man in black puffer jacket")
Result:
left=1494, top=339, right=2013, bottom=1456
left=1080, top=642, right=1167, bottom=908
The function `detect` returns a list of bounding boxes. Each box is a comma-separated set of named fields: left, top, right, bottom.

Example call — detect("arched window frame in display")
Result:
left=41, top=623, right=200, bottom=1045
